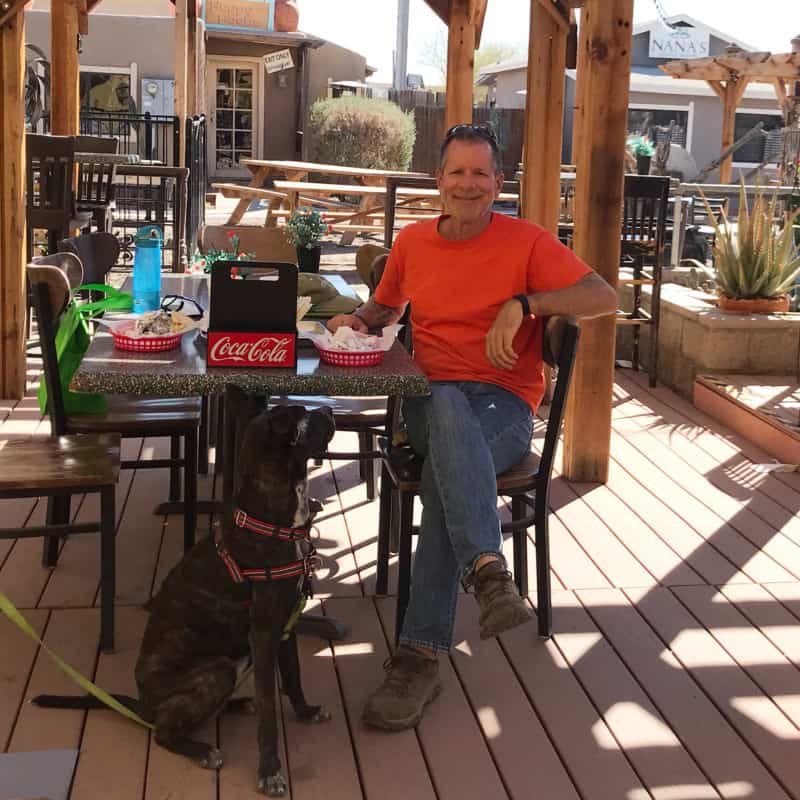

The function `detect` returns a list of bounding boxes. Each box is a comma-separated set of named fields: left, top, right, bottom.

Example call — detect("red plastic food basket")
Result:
left=111, top=322, right=183, bottom=353
left=315, top=345, right=385, bottom=367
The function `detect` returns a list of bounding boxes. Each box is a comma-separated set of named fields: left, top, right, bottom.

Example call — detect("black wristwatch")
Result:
left=513, top=293, right=531, bottom=317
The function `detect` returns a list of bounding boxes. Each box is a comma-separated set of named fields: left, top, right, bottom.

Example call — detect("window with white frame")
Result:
left=79, top=67, right=136, bottom=113
left=733, top=110, right=784, bottom=164
left=627, top=107, right=690, bottom=148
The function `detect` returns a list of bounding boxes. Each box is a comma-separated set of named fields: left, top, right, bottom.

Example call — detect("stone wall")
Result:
left=617, top=284, right=800, bottom=398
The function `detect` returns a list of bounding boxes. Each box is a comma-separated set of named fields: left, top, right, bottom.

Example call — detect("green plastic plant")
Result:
left=191, top=231, right=254, bottom=274
left=701, top=182, right=800, bottom=301
left=285, top=209, right=329, bottom=250
left=627, top=134, right=655, bottom=158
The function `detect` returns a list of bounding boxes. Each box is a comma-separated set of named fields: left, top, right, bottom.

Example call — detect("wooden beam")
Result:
left=718, top=77, right=749, bottom=184
left=0, top=8, right=27, bottom=399
left=0, top=0, right=28, bottom=30
left=773, top=77, right=788, bottom=112
left=186, top=0, right=197, bottom=117
left=707, top=79, right=725, bottom=101
left=444, top=0, right=476, bottom=129
left=570, top=9, right=589, bottom=170
left=522, top=0, right=567, bottom=233
left=562, top=0, right=634, bottom=483
left=535, top=0, right=569, bottom=33
left=50, top=0, right=80, bottom=136
left=174, top=0, right=188, bottom=165
left=195, top=17, right=206, bottom=116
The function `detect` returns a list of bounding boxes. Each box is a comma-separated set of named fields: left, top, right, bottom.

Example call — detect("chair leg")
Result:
left=394, top=491, right=414, bottom=647
left=198, top=396, right=210, bottom=475
left=535, top=511, right=552, bottom=639
left=169, top=435, right=181, bottom=502
left=183, top=430, right=198, bottom=553
left=99, top=485, right=116, bottom=652
left=511, top=496, right=528, bottom=597
left=375, top=462, right=393, bottom=595
left=357, top=432, right=368, bottom=482
left=42, top=494, right=70, bottom=568
left=364, top=434, right=376, bottom=501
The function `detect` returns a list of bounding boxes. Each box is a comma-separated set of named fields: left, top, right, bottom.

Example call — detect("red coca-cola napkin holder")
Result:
left=207, top=260, right=298, bottom=368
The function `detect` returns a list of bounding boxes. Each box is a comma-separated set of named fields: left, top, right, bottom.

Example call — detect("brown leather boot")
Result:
left=473, top=559, right=533, bottom=639
left=362, top=646, right=441, bottom=731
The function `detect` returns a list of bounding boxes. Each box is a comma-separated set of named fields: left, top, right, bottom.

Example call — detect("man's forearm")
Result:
left=355, top=297, right=406, bottom=328
left=526, top=273, right=617, bottom=320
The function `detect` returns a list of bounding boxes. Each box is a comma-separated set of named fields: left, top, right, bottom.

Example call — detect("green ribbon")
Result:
left=0, top=592, right=153, bottom=729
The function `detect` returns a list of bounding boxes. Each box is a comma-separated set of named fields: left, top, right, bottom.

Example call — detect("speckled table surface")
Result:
left=72, top=276, right=429, bottom=398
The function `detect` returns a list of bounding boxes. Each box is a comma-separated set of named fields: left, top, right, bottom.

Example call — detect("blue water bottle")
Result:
left=133, top=225, right=163, bottom=313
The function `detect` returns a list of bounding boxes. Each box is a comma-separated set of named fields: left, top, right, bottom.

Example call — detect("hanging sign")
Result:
left=203, top=0, right=275, bottom=34
left=649, top=23, right=710, bottom=59
left=264, top=49, right=294, bottom=73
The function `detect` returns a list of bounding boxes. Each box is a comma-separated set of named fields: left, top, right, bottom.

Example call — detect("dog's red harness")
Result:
left=215, top=508, right=319, bottom=596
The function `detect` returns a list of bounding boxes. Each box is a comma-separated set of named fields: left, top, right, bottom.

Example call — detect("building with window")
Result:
left=475, top=14, right=784, bottom=182
left=24, top=0, right=373, bottom=179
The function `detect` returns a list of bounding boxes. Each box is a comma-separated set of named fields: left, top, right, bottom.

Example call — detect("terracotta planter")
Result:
left=716, top=295, right=790, bottom=314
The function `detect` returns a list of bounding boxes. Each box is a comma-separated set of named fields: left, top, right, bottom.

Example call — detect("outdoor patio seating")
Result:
left=376, top=316, right=581, bottom=642
left=0, top=433, right=120, bottom=651
left=25, top=134, right=94, bottom=260
left=28, top=263, right=201, bottom=555
left=617, top=174, right=670, bottom=387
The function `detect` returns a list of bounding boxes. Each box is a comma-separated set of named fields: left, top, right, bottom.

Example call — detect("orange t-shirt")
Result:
left=374, top=213, right=592, bottom=411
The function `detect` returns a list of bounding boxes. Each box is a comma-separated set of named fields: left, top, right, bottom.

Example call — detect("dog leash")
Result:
left=0, top=592, right=154, bottom=729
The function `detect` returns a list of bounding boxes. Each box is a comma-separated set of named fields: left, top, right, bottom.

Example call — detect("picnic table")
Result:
left=215, top=158, right=430, bottom=245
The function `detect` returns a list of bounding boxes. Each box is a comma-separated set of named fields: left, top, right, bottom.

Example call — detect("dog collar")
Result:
left=233, top=508, right=311, bottom=541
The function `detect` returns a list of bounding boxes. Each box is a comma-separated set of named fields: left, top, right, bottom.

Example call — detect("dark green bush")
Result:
left=307, top=96, right=415, bottom=171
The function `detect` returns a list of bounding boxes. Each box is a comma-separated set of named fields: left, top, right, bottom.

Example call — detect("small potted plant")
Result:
left=627, top=135, right=655, bottom=175
left=285, top=209, right=330, bottom=273
left=191, top=230, right=255, bottom=275
left=702, top=183, right=800, bottom=314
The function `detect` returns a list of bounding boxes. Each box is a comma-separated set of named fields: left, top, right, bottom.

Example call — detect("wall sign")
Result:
left=264, top=49, right=294, bottom=74
left=203, top=0, right=275, bottom=34
left=649, top=23, right=710, bottom=59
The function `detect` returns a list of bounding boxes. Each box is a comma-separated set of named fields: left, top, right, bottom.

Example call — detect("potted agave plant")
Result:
left=703, top=183, right=800, bottom=314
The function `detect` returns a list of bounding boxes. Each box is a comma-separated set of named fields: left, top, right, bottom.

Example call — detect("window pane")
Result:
left=217, top=110, right=234, bottom=130
left=216, top=88, right=234, bottom=109
left=734, top=113, right=783, bottom=163
left=217, top=69, right=234, bottom=90
left=235, top=110, right=252, bottom=130
left=627, top=108, right=689, bottom=147
left=235, top=90, right=252, bottom=110
left=80, top=73, right=131, bottom=112
left=235, top=70, right=253, bottom=89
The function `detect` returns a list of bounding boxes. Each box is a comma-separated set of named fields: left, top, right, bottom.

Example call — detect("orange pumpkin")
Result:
left=274, top=0, right=299, bottom=31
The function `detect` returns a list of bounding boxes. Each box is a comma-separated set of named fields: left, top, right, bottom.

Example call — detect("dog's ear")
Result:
left=267, top=405, right=306, bottom=445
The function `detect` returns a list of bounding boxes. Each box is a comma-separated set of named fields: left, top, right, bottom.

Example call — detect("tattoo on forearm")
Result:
left=362, top=300, right=405, bottom=327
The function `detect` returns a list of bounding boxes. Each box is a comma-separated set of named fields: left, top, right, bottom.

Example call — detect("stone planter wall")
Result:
left=616, top=284, right=800, bottom=399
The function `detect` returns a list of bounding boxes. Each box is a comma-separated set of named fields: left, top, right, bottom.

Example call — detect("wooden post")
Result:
left=187, top=0, right=197, bottom=117
left=522, top=0, right=567, bottom=234
left=50, top=0, right=80, bottom=136
left=562, top=0, right=634, bottom=483
left=570, top=8, right=589, bottom=169
left=718, top=77, right=749, bottom=184
left=0, top=9, right=27, bottom=399
left=196, top=18, right=207, bottom=116
left=174, top=0, right=189, bottom=165
left=444, top=0, right=476, bottom=129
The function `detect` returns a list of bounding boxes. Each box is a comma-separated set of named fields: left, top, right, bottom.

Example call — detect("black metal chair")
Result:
left=28, top=263, right=201, bottom=563
left=375, top=316, right=581, bottom=642
left=0, top=433, right=121, bottom=651
left=617, top=174, right=670, bottom=387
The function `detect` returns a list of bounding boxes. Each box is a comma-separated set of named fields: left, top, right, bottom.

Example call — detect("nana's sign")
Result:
left=649, top=23, right=710, bottom=59
left=204, top=0, right=275, bottom=33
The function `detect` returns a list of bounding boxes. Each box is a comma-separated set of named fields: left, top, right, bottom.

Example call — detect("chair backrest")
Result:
left=58, top=233, right=120, bottom=285
left=26, top=134, right=76, bottom=214
left=27, top=263, right=75, bottom=434
left=31, top=251, right=84, bottom=290
left=74, top=135, right=119, bottom=154
left=200, top=225, right=297, bottom=264
left=621, top=174, right=670, bottom=251
left=537, top=316, right=581, bottom=488
left=355, top=243, right=390, bottom=293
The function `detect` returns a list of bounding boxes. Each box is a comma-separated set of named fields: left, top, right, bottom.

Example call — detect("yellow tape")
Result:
left=0, top=592, right=154, bottom=729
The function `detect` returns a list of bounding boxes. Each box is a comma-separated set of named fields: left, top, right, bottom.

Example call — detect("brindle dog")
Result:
left=34, top=390, right=335, bottom=796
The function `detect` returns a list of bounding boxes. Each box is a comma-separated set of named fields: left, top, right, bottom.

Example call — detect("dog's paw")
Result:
left=257, top=772, right=287, bottom=796
left=297, top=704, right=331, bottom=723
left=200, top=747, right=224, bottom=770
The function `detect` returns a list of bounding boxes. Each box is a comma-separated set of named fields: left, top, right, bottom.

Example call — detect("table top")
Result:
left=241, top=159, right=428, bottom=180
left=72, top=275, right=428, bottom=398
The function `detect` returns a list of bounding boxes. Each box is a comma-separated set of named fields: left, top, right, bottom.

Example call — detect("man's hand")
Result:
left=486, top=298, right=525, bottom=370
left=327, top=313, right=367, bottom=333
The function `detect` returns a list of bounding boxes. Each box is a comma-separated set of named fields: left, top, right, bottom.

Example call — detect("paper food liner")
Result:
left=95, top=310, right=204, bottom=338
left=306, top=324, right=403, bottom=353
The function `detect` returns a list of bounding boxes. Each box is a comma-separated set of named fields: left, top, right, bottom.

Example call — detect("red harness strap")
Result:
left=233, top=508, right=310, bottom=541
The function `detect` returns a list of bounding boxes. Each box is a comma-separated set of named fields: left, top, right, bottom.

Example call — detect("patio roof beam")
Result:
left=444, top=0, right=480, bottom=128
left=174, top=0, right=188, bottom=164
left=0, top=6, right=26, bottom=399
left=50, top=0, right=80, bottom=137
left=0, top=0, right=27, bottom=30
left=562, top=0, right=634, bottom=482
left=522, top=0, right=568, bottom=231
left=536, top=0, right=569, bottom=33
left=718, top=76, right=750, bottom=184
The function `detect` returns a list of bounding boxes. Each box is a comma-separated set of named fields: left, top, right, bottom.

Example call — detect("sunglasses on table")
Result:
left=161, top=294, right=205, bottom=319
left=444, top=123, right=498, bottom=143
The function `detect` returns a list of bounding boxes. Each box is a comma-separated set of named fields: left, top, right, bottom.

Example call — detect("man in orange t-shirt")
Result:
left=328, top=124, right=617, bottom=731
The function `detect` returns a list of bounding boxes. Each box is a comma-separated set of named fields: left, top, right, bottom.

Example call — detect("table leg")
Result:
left=226, top=166, right=270, bottom=225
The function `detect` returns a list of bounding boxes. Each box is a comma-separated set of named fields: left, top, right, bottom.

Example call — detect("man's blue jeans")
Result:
left=399, top=381, right=533, bottom=653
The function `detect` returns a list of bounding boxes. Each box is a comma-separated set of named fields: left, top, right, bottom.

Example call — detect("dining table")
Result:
left=71, top=274, right=429, bottom=639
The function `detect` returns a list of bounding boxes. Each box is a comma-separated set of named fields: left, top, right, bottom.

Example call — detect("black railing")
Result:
left=185, top=115, right=207, bottom=258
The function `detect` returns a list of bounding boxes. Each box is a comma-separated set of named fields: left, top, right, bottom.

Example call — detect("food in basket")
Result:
left=132, top=310, right=192, bottom=337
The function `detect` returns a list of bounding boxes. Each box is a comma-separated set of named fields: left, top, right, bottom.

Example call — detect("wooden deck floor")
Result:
left=4, top=368, right=800, bottom=800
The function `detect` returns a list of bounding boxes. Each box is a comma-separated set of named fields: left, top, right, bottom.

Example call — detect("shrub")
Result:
left=307, top=96, right=416, bottom=171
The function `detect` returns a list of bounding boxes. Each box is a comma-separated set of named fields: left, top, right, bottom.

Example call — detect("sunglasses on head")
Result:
left=444, top=123, right=498, bottom=143
left=161, top=294, right=205, bottom=319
